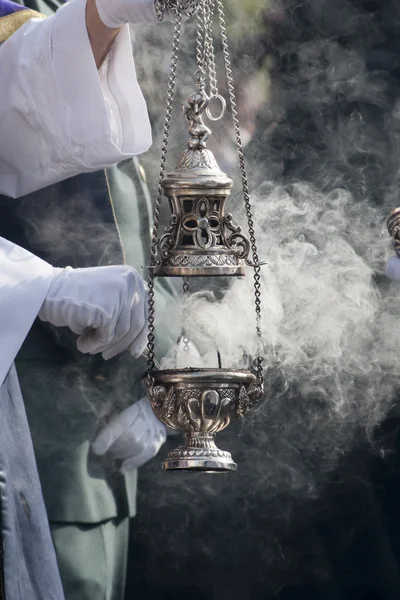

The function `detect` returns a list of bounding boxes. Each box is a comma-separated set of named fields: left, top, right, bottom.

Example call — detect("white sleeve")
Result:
left=0, top=237, right=53, bottom=386
left=0, top=0, right=152, bottom=199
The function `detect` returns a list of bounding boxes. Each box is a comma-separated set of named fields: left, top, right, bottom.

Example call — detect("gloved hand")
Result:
left=95, top=0, right=195, bottom=27
left=386, top=256, right=400, bottom=281
left=38, top=265, right=148, bottom=360
left=91, top=397, right=167, bottom=472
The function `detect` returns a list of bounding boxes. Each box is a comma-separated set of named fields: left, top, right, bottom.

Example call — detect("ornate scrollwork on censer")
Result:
left=164, top=253, right=239, bottom=267
left=157, top=214, right=180, bottom=261
left=224, top=212, right=251, bottom=262
left=145, top=381, right=238, bottom=434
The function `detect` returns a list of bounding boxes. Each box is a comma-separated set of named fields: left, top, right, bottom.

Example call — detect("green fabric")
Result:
left=15, top=159, right=178, bottom=524
left=51, top=517, right=129, bottom=600
left=16, top=357, right=140, bottom=523
left=10, top=0, right=179, bottom=529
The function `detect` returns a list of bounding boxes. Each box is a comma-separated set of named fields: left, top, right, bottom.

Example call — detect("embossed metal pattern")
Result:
left=144, top=369, right=263, bottom=471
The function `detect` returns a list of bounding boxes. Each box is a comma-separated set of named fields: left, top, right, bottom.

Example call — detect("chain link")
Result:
left=154, top=0, right=199, bottom=22
left=195, top=2, right=206, bottom=90
left=216, top=0, right=264, bottom=386
left=182, top=277, right=190, bottom=352
left=195, top=0, right=218, bottom=97
left=203, top=0, right=218, bottom=97
left=147, top=12, right=183, bottom=373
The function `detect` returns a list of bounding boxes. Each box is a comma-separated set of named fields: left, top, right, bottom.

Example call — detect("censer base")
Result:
left=144, top=369, right=263, bottom=473
left=163, top=433, right=237, bottom=472
left=163, top=446, right=237, bottom=472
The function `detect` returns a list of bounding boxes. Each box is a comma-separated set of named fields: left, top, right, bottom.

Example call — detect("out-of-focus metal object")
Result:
left=143, top=0, right=265, bottom=472
left=387, top=207, right=400, bottom=257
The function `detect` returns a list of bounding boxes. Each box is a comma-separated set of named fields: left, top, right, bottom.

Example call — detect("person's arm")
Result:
left=0, top=233, right=150, bottom=385
left=85, top=0, right=121, bottom=68
left=0, top=0, right=152, bottom=198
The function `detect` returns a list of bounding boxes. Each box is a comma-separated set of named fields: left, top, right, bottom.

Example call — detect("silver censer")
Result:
left=144, top=0, right=265, bottom=472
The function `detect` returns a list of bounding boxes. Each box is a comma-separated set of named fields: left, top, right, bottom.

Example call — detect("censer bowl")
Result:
left=144, top=368, right=262, bottom=472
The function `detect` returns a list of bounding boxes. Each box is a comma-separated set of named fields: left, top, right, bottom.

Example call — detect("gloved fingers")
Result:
left=120, top=433, right=166, bottom=473
left=128, top=324, right=148, bottom=360
left=128, top=303, right=149, bottom=359
left=101, top=292, right=148, bottom=361
left=103, top=425, right=152, bottom=461
left=132, top=398, right=167, bottom=442
left=386, top=256, right=400, bottom=281
left=76, top=321, right=117, bottom=354
left=40, top=265, right=148, bottom=357
left=91, top=404, right=142, bottom=456
left=101, top=318, right=147, bottom=360
left=79, top=291, right=135, bottom=355
left=139, top=395, right=165, bottom=427
left=39, top=301, right=107, bottom=336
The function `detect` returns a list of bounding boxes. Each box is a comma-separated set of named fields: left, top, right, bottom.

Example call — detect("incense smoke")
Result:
left=135, top=0, right=400, bottom=494
left=127, top=1, right=400, bottom=594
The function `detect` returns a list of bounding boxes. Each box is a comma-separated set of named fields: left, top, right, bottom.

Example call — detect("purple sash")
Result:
left=0, top=0, right=27, bottom=17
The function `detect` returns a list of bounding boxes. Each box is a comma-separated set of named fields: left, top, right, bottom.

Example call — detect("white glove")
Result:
left=386, top=256, right=400, bottom=281
left=95, top=0, right=171, bottom=27
left=91, top=397, right=167, bottom=472
left=38, top=265, right=148, bottom=360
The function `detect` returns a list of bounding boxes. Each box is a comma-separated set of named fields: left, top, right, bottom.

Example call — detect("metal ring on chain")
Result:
left=205, top=94, right=226, bottom=121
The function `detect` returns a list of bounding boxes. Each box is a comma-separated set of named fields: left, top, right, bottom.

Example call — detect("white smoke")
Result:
left=151, top=180, right=400, bottom=501
left=128, top=1, right=400, bottom=593
left=131, top=0, right=400, bottom=501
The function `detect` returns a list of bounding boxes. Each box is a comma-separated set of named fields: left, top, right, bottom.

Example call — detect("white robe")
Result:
left=0, top=1, right=151, bottom=596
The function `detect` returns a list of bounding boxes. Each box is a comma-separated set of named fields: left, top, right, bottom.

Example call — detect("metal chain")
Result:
left=216, top=0, right=264, bottom=386
left=182, top=277, right=190, bottom=352
left=195, top=0, right=218, bottom=97
left=203, top=0, right=218, bottom=97
left=182, top=277, right=190, bottom=295
left=147, top=12, right=183, bottom=373
left=195, top=2, right=206, bottom=91
left=154, top=0, right=199, bottom=22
